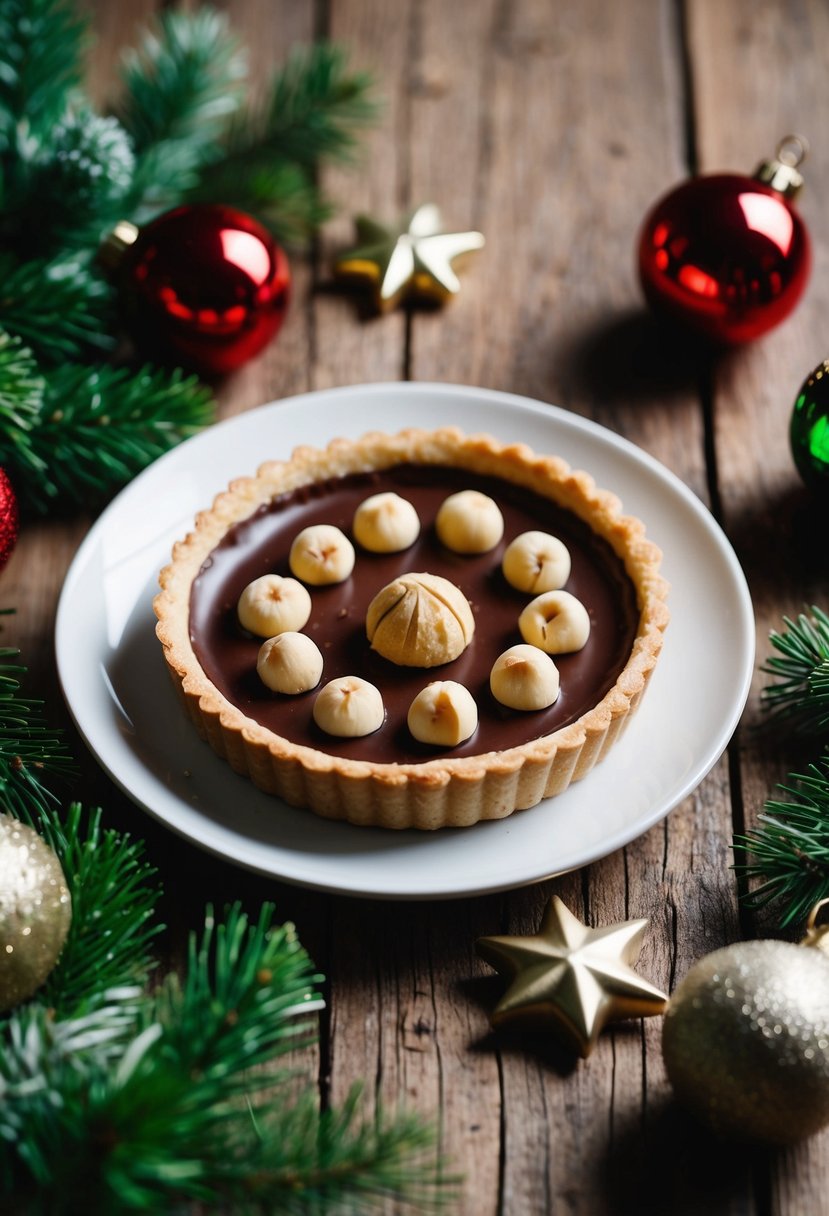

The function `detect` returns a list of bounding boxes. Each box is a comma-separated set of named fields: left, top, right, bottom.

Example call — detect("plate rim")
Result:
left=55, top=380, right=756, bottom=899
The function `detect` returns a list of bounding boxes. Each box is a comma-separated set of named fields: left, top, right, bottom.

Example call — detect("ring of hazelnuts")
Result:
left=236, top=487, right=588, bottom=743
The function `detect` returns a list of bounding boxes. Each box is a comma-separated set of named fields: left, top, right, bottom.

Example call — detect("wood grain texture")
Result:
left=688, top=2, right=829, bottom=1212
left=6, top=0, right=829, bottom=1212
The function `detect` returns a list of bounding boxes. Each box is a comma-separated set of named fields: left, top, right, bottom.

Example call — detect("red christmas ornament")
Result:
left=104, top=204, right=290, bottom=376
left=638, top=136, right=811, bottom=345
left=0, top=469, right=19, bottom=574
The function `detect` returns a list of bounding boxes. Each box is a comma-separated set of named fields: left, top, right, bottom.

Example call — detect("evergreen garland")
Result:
left=735, top=607, right=829, bottom=926
left=0, top=643, right=453, bottom=1213
left=0, top=329, right=214, bottom=513
left=0, top=0, right=377, bottom=515
left=0, top=620, right=75, bottom=820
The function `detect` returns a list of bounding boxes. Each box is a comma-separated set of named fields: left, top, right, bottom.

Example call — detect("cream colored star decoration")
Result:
left=476, top=896, right=668, bottom=1058
left=333, top=203, right=485, bottom=312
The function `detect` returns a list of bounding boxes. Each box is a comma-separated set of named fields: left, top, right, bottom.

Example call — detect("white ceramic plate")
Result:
left=56, top=382, right=755, bottom=900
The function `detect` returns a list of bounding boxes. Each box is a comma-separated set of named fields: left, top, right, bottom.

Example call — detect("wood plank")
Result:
left=314, top=0, right=410, bottom=390
left=214, top=0, right=318, bottom=420
left=689, top=0, right=829, bottom=1211
left=79, top=0, right=160, bottom=110
left=419, top=1, right=742, bottom=1211
left=308, top=0, right=749, bottom=1213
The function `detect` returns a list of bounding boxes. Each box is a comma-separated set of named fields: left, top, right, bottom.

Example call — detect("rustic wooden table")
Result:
left=7, top=0, right=829, bottom=1212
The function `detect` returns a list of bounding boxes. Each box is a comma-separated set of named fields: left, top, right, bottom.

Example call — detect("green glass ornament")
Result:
left=790, top=360, right=829, bottom=497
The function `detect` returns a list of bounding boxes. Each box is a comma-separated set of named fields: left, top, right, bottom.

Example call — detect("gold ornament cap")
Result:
left=98, top=219, right=140, bottom=274
left=800, top=897, right=829, bottom=954
left=753, top=134, right=808, bottom=200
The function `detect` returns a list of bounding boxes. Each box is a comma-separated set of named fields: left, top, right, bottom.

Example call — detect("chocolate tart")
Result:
left=154, top=427, right=669, bottom=829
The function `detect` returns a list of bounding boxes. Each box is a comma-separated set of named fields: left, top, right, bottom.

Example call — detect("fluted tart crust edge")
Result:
left=154, top=426, right=670, bottom=830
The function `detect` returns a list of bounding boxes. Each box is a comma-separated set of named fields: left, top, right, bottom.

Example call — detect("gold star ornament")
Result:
left=476, top=896, right=668, bottom=1058
left=333, top=203, right=485, bottom=313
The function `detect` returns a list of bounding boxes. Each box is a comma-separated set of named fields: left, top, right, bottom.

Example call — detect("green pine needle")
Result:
left=735, top=755, right=829, bottom=927
left=235, top=1086, right=456, bottom=1213
left=759, top=605, right=829, bottom=738
left=232, top=41, right=378, bottom=169
left=0, top=330, right=214, bottom=513
left=5, top=107, right=136, bottom=255
left=0, top=1000, right=145, bottom=1194
left=117, top=6, right=247, bottom=212
left=186, top=42, right=378, bottom=240
left=10, top=360, right=215, bottom=514
left=0, top=643, right=158, bottom=1017
left=0, top=253, right=115, bottom=362
left=0, top=328, right=48, bottom=490
left=35, top=804, right=162, bottom=1020
left=1, top=901, right=453, bottom=1213
left=152, top=903, right=324, bottom=1094
left=0, top=0, right=87, bottom=142
left=0, top=325, right=41, bottom=433
left=185, top=157, right=330, bottom=246
left=0, top=638, right=75, bottom=823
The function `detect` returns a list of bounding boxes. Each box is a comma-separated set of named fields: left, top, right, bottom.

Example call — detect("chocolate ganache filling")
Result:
left=189, top=464, right=639, bottom=764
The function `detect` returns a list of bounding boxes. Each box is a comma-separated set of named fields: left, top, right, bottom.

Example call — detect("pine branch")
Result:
left=153, top=903, right=323, bottom=1093
left=35, top=804, right=161, bottom=1020
left=237, top=1087, right=456, bottom=1214
left=0, top=0, right=87, bottom=142
left=0, top=639, right=75, bottom=824
left=759, top=606, right=829, bottom=738
left=0, top=328, right=44, bottom=505
left=734, top=755, right=829, bottom=927
left=2, top=106, right=136, bottom=255
left=8, top=360, right=214, bottom=514
left=0, top=999, right=143, bottom=1196
left=0, top=326, right=42, bottom=435
left=10, top=902, right=319, bottom=1210
left=0, top=253, right=115, bottom=362
left=0, top=644, right=158, bottom=1017
left=225, top=42, right=377, bottom=170
left=186, top=158, right=329, bottom=245
left=184, top=42, right=377, bottom=241
left=116, top=6, right=246, bottom=214
left=1, top=902, right=454, bottom=1214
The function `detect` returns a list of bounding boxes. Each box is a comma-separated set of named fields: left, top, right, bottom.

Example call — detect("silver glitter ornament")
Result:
left=0, top=814, right=72, bottom=1011
left=663, top=907, right=829, bottom=1144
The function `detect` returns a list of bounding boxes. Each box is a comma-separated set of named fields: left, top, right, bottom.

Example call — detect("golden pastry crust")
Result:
left=154, top=427, right=670, bottom=830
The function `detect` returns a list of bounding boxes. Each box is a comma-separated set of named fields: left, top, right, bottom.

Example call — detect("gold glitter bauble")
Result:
left=663, top=939, right=829, bottom=1144
left=0, top=814, right=72, bottom=1011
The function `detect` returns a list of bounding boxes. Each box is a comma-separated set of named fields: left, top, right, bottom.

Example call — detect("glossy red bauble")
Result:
left=638, top=173, right=810, bottom=345
left=0, top=468, right=19, bottom=574
left=121, top=204, right=290, bottom=375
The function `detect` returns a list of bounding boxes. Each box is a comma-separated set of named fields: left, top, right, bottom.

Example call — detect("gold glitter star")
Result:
left=333, top=203, right=485, bottom=313
left=476, top=896, right=668, bottom=1058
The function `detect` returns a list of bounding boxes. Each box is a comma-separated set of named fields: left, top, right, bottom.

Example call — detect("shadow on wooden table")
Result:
left=601, top=1095, right=776, bottom=1215
left=461, top=972, right=582, bottom=1078
left=723, top=481, right=829, bottom=599
left=560, top=309, right=720, bottom=406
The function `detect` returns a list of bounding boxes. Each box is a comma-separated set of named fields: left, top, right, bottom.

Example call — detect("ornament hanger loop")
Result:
left=776, top=133, right=809, bottom=168
left=806, top=897, right=829, bottom=931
